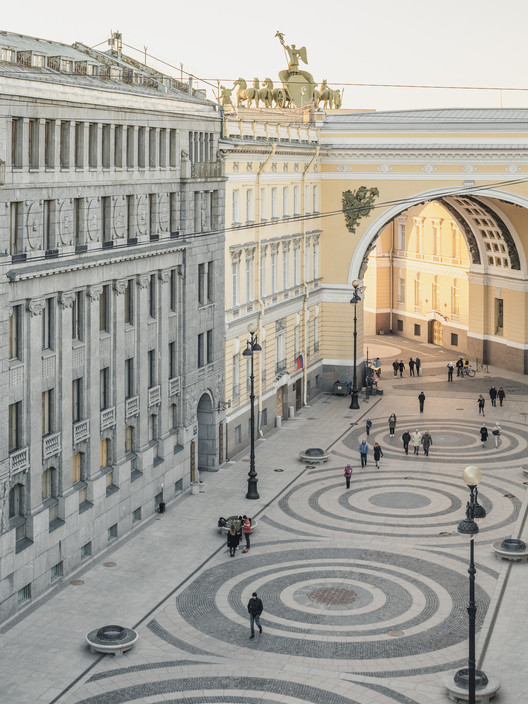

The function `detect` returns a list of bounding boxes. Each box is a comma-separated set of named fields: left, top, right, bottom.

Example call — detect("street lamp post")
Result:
left=243, top=323, right=261, bottom=500
left=456, top=465, right=487, bottom=704
left=349, top=279, right=363, bottom=410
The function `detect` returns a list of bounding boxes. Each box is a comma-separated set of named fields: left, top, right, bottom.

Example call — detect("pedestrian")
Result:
left=409, top=357, right=415, bottom=376
left=242, top=515, right=252, bottom=552
left=373, top=442, right=384, bottom=468
left=398, top=360, right=405, bottom=377
left=248, top=591, right=263, bottom=638
left=402, top=430, right=411, bottom=455
left=492, top=424, right=502, bottom=448
left=480, top=425, right=488, bottom=448
left=344, top=463, right=353, bottom=489
left=418, top=391, right=426, bottom=413
left=456, top=358, right=464, bottom=377
left=415, top=356, right=421, bottom=376
left=447, top=362, right=454, bottom=382
left=359, top=439, right=369, bottom=467
left=411, top=429, right=422, bottom=455
left=366, top=418, right=372, bottom=436
left=227, top=523, right=239, bottom=557
left=388, top=413, right=397, bottom=437
left=498, top=387, right=506, bottom=407
left=489, top=386, right=497, bottom=407
left=392, top=359, right=399, bottom=377
left=478, top=395, right=485, bottom=416
left=421, top=431, right=433, bottom=457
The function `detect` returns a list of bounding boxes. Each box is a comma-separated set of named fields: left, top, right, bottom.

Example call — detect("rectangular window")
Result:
left=245, top=256, right=253, bottom=303
left=149, top=193, right=158, bottom=236
left=50, top=562, right=63, bottom=581
left=495, top=298, right=504, bottom=335
left=198, top=263, right=206, bottom=305
left=42, top=298, right=53, bottom=350
left=398, top=277, right=406, bottom=303
left=132, top=507, right=142, bottom=523
left=149, top=128, right=156, bottom=168
left=149, top=414, right=158, bottom=442
left=232, top=190, right=240, bottom=223
left=414, top=324, right=421, bottom=336
left=304, top=239, right=311, bottom=281
left=81, top=542, right=92, bottom=560
left=149, top=274, right=157, bottom=318
left=207, top=261, right=214, bottom=303
left=282, top=187, right=289, bottom=217
left=397, top=319, right=403, bottom=332
left=271, top=249, right=278, bottom=292
left=246, top=189, right=253, bottom=222
left=234, top=424, right=241, bottom=444
left=126, top=195, right=135, bottom=239
left=72, top=290, right=83, bottom=340
left=124, top=280, right=133, bottom=324
left=72, top=378, right=82, bottom=422
left=60, top=121, right=70, bottom=168
left=260, top=252, right=266, bottom=298
left=451, top=333, right=459, bottom=346
left=9, top=305, right=22, bottom=360
left=74, top=122, right=83, bottom=168
left=169, top=342, right=177, bottom=379
left=11, top=117, right=22, bottom=167
left=148, top=349, right=157, bottom=387
left=108, top=523, right=118, bottom=541
left=194, top=192, right=201, bottom=233
left=9, top=402, right=21, bottom=452
left=305, top=185, right=310, bottom=213
left=42, top=389, right=53, bottom=435
left=99, top=285, right=109, bottom=332
left=169, top=129, right=177, bottom=167
left=282, top=247, right=289, bottom=290
left=169, top=192, right=178, bottom=233
left=114, top=125, right=123, bottom=168
left=231, top=259, right=240, bottom=308
left=293, top=247, right=300, bottom=286
left=88, top=123, right=97, bottom=167
left=100, top=367, right=109, bottom=410
left=138, top=127, right=145, bottom=168
left=207, top=329, right=213, bottom=364
left=159, top=129, right=166, bottom=168
left=271, top=187, right=278, bottom=218
left=28, top=118, right=39, bottom=168
left=198, top=333, right=205, bottom=368
left=100, top=438, right=110, bottom=468
left=232, top=355, right=239, bottom=398
left=45, top=120, right=55, bottom=168
left=313, top=185, right=319, bottom=212
left=125, top=358, right=134, bottom=398
left=102, top=124, right=111, bottom=168
left=125, top=425, right=135, bottom=454
left=312, top=240, right=319, bottom=279
left=101, top=196, right=111, bottom=243
left=73, top=198, right=84, bottom=246
left=72, top=451, right=82, bottom=483
left=43, top=200, right=52, bottom=251
left=293, top=186, right=300, bottom=215
left=9, top=202, right=21, bottom=254
left=170, top=269, right=178, bottom=312
left=17, top=584, right=31, bottom=605
left=260, top=188, right=266, bottom=221
left=397, top=220, right=406, bottom=250
left=126, top=126, right=134, bottom=168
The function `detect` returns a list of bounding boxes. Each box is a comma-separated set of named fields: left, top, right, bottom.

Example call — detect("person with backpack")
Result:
left=456, top=358, right=464, bottom=377
left=344, top=464, right=353, bottom=489
left=373, top=443, right=384, bottom=468
left=242, top=515, right=252, bottom=552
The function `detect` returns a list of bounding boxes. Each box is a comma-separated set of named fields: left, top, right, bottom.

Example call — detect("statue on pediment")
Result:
left=275, top=31, right=316, bottom=108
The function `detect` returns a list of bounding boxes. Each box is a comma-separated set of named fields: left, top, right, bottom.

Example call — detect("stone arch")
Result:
left=197, top=391, right=218, bottom=472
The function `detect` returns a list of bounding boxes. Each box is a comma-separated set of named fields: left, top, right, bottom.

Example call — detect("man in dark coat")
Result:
left=480, top=425, right=488, bottom=448
left=489, top=386, right=498, bottom=407
left=456, top=358, right=464, bottom=377
left=418, top=391, right=426, bottom=413
left=402, top=430, right=411, bottom=455
left=392, top=359, right=399, bottom=377
left=398, top=360, right=405, bottom=377
left=409, top=358, right=415, bottom=376
left=415, top=356, right=421, bottom=376
left=248, top=592, right=263, bottom=638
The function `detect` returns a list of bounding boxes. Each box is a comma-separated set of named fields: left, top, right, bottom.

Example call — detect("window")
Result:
left=415, top=219, right=423, bottom=253
left=433, top=222, right=441, bottom=255
left=198, top=333, right=205, bottom=368
left=9, top=483, right=24, bottom=519
left=198, top=263, right=210, bottom=306
left=126, top=126, right=134, bottom=168
left=60, top=121, right=70, bottom=168
left=124, top=280, right=133, bottom=325
left=169, top=192, right=178, bottom=233
left=28, top=118, right=39, bottom=168
left=232, top=355, right=240, bottom=398
left=106, top=470, right=116, bottom=495
left=232, top=190, right=239, bottom=223
left=260, top=188, right=266, bottom=220
left=74, top=122, right=83, bottom=167
left=414, top=324, right=421, bottom=336
left=41, top=467, right=55, bottom=501
left=245, top=255, right=253, bottom=303
left=451, top=333, right=459, bottom=346
left=114, top=125, right=123, bottom=168
left=271, top=248, right=278, bottom=293
left=42, top=389, right=53, bottom=435
left=72, top=291, right=83, bottom=340
left=282, top=246, right=289, bottom=290
left=452, top=226, right=461, bottom=259
left=81, top=541, right=92, bottom=560
left=169, top=342, right=177, bottom=379
left=9, top=202, right=21, bottom=254
left=45, top=120, right=55, bottom=168
left=43, top=200, right=53, bottom=251
left=138, top=127, right=145, bottom=168
left=73, top=199, right=84, bottom=246
left=2, top=48, right=15, bottom=62
left=261, top=408, right=267, bottom=427
left=88, top=123, right=97, bottom=168
left=17, top=584, right=31, bottom=605
left=282, top=187, right=289, bottom=217
left=9, top=402, right=22, bottom=452
left=101, top=196, right=111, bottom=243
left=451, top=279, right=460, bottom=315
left=293, top=186, right=300, bottom=215
left=100, top=438, right=110, bottom=468
left=125, top=358, right=134, bottom=398
left=170, top=269, right=178, bottom=312
left=207, top=330, right=213, bottom=364
left=101, top=124, right=111, bottom=168
left=132, top=507, right=142, bottom=523
left=149, top=128, right=156, bottom=168
left=305, top=185, right=310, bottom=214
left=9, top=305, right=22, bottom=360
left=72, top=452, right=83, bottom=483
left=100, top=367, right=109, bottom=410
left=293, top=246, right=300, bottom=286
left=108, top=523, right=118, bottom=541
left=312, top=185, right=319, bottom=213
left=72, top=378, right=82, bottom=422
left=246, top=189, right=254, bottom=222
left=260, top=251, right=266, bottom=298
left=495, top=298, right=504, bottom=335
left=397, top=218, right=406, bottom=249
left=304, top=239, right=311, bottom=281
left=271, top=187, right=278, bottom=218
left=149, top=414, right=158, bottom=442
left=11, top=118, right=22, bottom=168
left=99, top=285, right=110, bottom=332
left=149, top=274, right=157, bottom=318
left=312, top=239, right=319, bottom=280
left=294, top=325, right=300, bottom=354
left=414, top=276, right=422, bottom=308
left=148, top=349, right=157, bottom=387
left=234, top=425, right=242, bottom=444
left=398, top=277, right=405, bottom=303
left=125, top=426, right=135, bottom=454
left=276, top=328, right=286, bottom=371
left=169, top=129, right=177, bottom=167
left=397, top=319, right=403, bottom=332
left=51, top=562, right=63, bottom=581
left=149, top=193, right=158, bottom=236
left=231, top=256, right=240, bottom=307
left=126, top=195, right=135, bottom=239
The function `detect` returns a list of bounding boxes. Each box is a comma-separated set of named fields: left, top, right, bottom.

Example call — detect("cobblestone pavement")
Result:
left=2, top=336, right=528, bottom=703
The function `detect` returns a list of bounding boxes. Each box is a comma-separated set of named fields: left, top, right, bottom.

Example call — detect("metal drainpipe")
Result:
left=302, top=146, right=320, bottom=406
left=255, top=144, right=276, bottom=431
left=389, top=219, right=394, bottom=332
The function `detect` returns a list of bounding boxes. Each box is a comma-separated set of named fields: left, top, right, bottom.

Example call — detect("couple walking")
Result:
left=358, top=440, right=384, bottom=468
left=401, top=429, right=433, bottom=456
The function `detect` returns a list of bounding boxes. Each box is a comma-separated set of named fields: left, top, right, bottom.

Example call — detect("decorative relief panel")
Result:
left=113, top=196, right=126, bottom=239
left=42, top=355, right=55, bottom=379
left=58, top=199, right=72, bottom=245
left=136, top=195, right=148, bottom=235
left=9, top=365, right=23, bottom=390
left=72, top=345, right=85, bottom=368
left=100, top=336, right=111, bottom=357
left=125, top=328, right=135, bottom=355
left=87, top=198, right=100, bottom=241
left=159, top=193, right=169, bottom=232
left=26, top=202, right=42, bottom=250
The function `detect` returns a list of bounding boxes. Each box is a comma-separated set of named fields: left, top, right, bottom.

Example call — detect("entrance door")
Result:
left=432, top=320, right=443, bottom=346
left=295, top=379, right=302, bottom=411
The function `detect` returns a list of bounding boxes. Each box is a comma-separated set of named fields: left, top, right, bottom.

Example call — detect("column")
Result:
left=58, top=292, right=75, bottom=491
left=38, top=119, right=46, bottom=170
left=136, top=274, right=150, bottom=452
left=113, top=279, right=127, bottom=462
left=82, top=121, right=89, bottom=170
left=86, top=285, right=102, bottom=481
left=109, top=124, right=116, bottom=170
left=158, top=270, right=171, bottom=439
left=26, top=297, right=46, bottom=511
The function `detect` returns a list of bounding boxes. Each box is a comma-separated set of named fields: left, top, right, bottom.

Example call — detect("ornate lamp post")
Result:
left=243, top=323, right=261, bottom=500
left=349, top=279, right=364, bottom=410
left=456, top=465, right=487, bottom=704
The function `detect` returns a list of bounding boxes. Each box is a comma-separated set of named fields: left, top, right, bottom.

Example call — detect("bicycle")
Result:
left=461, top=365, right=476, bottom=377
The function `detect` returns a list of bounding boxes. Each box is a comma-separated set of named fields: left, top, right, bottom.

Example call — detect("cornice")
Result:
left=323, top=147, right=528, bottom=164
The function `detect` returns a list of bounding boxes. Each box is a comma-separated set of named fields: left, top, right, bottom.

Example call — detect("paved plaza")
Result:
left=1, top=336, right=528, bottom=704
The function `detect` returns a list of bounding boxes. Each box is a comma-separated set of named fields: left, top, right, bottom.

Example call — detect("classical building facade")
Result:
left=0, top=31, right=225, bottom=620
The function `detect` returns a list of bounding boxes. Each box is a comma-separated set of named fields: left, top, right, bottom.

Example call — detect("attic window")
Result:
left=87, top=63, right=97, bottom=75
left=32, top=54, right=45, bottom=68
left=1, top=48, right=15, bottom=62
left=62, top=60, right=73, bottom=73
left=110, top=67, right=120, bottom=79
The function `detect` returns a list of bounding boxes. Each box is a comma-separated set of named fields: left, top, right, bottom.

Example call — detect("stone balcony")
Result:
left=73, top=419, right=90, bottom=445
left=9, top=447, right=30, bottom=474
left=43, top=432, right=61, bottom=460
left=100, top=407, right=116, bottom=431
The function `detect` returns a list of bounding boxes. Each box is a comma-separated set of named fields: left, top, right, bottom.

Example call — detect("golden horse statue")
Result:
left=233, top=78, right=258, bottom=108
left=259, top=78, right=275, bottom=108
left=318, top=79, right=334, bottom=109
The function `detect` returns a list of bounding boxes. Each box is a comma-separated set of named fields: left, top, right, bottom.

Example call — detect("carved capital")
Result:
left=27, top=297, right=46, bottom=316
left=59, top=291, right=76, bottom=309
left=114, top=279, right=128, bottom=295
left=137, top=274, right=150, bottom=289
left=158, top=269, right=171, bottom=284
left=88, top=285, right=103, bottom=302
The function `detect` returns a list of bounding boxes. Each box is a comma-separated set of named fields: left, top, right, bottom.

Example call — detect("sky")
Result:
left=3, top=0, right=528, bottom=111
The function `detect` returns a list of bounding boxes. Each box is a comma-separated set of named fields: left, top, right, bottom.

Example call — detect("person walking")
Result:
left=366, top=418, right=372, bottom=436
left=398, top=360, right=405, bottom=377
left=359, top=439, right=369, bottom=467
left=373, top=442, right=384, bottom=468
left=248, top=592, right=263, bottom=638
left=411, top=429, right=422, bottom=455
left=392, top=359, right=399, bottom=377
left=418, top=391, right=426, bottom=413
left=344, top=463, right=353, bottom=489
left=480, top=425, right=488, bottom=448
left=388, top=413, right=397, bottom=437
left=409, top=357, right=416, bottom=376
left=421, top=431, right=433, bottom=457
left=227, top=523, right=239, bottom=557
left=492, top=424, right=502, bottom=448
left=478, top=395, right=485, bottom=416
left=402, top=430, right=411, bottom=455
left=373, top=357, right=381, bottom=377
left=447, top=362, right=454, bottom=382
left=489, top=386, right=498, bottom=407
left=242, top=515, right=252, bottom=552
left=456, top=358, right=464, bottom=377
left=498, top=387, right=506, bottom=407
left=233, top=516, right=242, bottom=548
left=415, top=356, right=421, bottom=376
